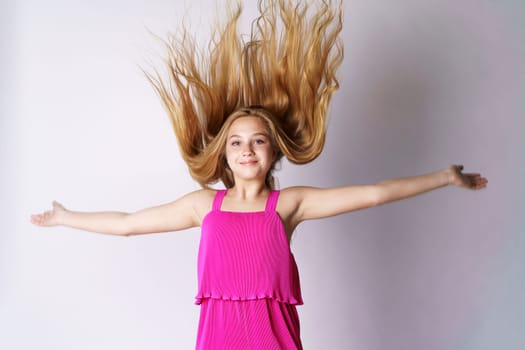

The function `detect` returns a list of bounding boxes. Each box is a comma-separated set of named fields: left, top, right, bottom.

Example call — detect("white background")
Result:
left=2, top=0, right=524, bottom=349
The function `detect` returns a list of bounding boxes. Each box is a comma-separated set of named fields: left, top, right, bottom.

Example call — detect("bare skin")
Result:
left=30, top=116, right=488, bottom=241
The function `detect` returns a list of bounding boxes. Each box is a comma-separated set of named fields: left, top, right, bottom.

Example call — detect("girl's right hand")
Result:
left=31, top=201, right=66, bottom=226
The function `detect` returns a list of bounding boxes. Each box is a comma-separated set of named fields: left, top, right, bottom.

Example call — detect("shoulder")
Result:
left=186, top=188, right=217, bottom=200
left=277, top=186, right=329, bottom=220
left=276, top=186, right=316, bottom=214
left=185, top=188, right=217, bottom=206
left=275, top=186, right=319, bottom=233
left=180, top=188, right=218, bottom=220
left=279, top=186, right=317, bottom=201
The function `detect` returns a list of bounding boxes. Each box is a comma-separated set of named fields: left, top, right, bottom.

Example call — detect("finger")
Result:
left=470, top=177, right=483, bottom=185
left=470, top=175, right=487, bottom=183
left=30, top=215, right=42, bottom=225
left=468, top=175, right=488, bottom=184
left=52, top=200, right=64, bottom=210
left=468, top=178, right=483, bottom=188
left=472, top=180, right=487, bottom=189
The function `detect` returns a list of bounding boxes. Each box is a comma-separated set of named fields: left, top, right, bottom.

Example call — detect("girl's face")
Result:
left=225, top=116, right=277, bottom=185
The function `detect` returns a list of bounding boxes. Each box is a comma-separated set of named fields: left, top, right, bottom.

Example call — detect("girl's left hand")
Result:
left=447, top=165, right=488, bottom=190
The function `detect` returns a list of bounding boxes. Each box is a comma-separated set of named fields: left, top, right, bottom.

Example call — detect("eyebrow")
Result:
left=229, top=132, right=270, bottom=139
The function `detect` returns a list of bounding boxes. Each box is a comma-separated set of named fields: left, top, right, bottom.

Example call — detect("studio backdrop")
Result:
left=1, top=0, right=523, bottom=349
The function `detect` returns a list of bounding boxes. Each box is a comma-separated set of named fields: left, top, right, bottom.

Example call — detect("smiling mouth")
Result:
left=240, top=160, right=257, bottom=166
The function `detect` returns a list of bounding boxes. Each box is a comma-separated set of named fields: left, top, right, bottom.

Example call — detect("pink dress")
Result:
left=195, top=190, right=304, bottom=349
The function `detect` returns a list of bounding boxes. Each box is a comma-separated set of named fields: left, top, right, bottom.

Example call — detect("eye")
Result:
left=231, top=140, right=240, bottom=146
left=254, top=139, right=266, bottom=145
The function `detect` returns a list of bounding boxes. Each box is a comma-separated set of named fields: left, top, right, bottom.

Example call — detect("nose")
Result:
left=241, top=143, right=254, bottom=156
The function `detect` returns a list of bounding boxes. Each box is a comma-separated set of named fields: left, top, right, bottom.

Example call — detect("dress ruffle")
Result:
left=195, top=292, right=303, bottom=305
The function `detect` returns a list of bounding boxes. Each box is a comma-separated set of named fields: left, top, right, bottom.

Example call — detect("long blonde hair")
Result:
left=146, top=0, right=343, bottom=188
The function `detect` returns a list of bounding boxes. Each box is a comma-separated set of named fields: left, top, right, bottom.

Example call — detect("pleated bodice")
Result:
left=195, top=190, right=303, bottom=306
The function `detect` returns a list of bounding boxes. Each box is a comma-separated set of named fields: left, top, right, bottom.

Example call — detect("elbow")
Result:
left=109, top=227, right=133, bottom=237
left=119, top=227, right=140, bottom=237
left=372, top=185, right=388, bottom=207
left=118, top=214, right=135, bottom=237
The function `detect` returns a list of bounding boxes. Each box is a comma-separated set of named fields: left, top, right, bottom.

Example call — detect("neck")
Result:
left=228, top=181, right=270, bottom=200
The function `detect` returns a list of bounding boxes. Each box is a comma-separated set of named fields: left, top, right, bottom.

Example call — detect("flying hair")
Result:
left=146, top=0, right=344, bottom=188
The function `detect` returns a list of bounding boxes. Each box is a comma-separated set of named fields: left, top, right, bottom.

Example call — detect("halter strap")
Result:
left=212, top=190, right=227, bottom=211
left=265, top=190, right=280, bottom=212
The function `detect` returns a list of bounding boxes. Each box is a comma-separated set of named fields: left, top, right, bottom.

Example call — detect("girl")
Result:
left=31, top=0, right=487, bottom=349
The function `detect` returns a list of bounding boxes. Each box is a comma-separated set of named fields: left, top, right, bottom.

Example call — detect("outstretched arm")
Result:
left=290, top=165, right=487, bottom=222
left=30, top=190, right=211, bottom=236
left=374, top=164, right=486, bottom=204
